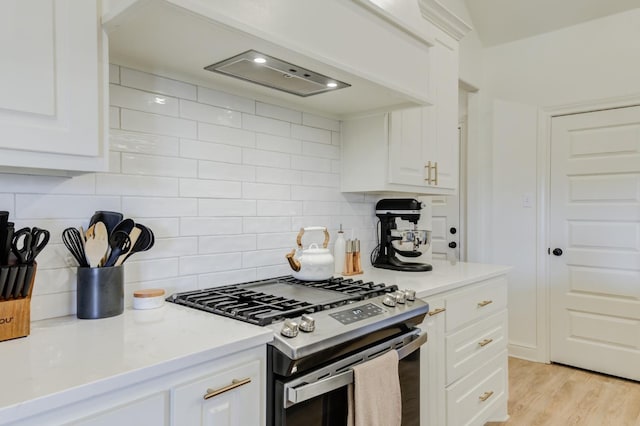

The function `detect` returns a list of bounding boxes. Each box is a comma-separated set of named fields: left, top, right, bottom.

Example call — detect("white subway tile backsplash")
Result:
left=181, top=217, right=243, bottom=236
left=242, top=182, right=290, bottom=200
left=199, top=199, right=256, bottom=216
left=109, top=64, right=120, bottom=84
left=198, top=122, right=255, bottom=148
left=243, top=217, right=291, bottom=233
left=16, top=195, right=120, bottom=219
left=255, top=167, right=301, bottom=185
left=180, top=100, right=241, bottom=128
left=290, top=155, right=331, bottom=172
left=302, top=171, right=340, bottom=188
left=199, top=161, right=255, bottom=182
left=125, top=258, right=180, bottom=282
left=121, top=109, right=196, bottom=138
left=123, top=197, right=197, bottom=217
left=96, top=174, right=179, bottom=196
left=110, top=130, right=179, bottom=156
left=6, top=65, right=378, bottom=321
left=197, top=269, right=257, bottom=288
left=242, top=248, right=286, bottom=268
left=256, top=200, right=302, bottom=216
left=180, top=253, right=242, bottom=275
left=0, top=173, right=95, bottom=194
left=302, top=141, right=340, bottom=159
left=256, top=102, right=302, bottom=124
left=179, top=178, right=241, bottom=198
left=243, top=114, right=290, bottom=137
left=243, top=148, right=290, bottom=169
left=109, top=107, right=120, bottom=129
left=256, top=133, right=302, bottom=154
left=199, top=234, right=256, bottom=254
left=292, top=124, right=332, bottom=144
left=302, top=113, right=340, bottom=132
left=180, top=139, right=241, bottom=163
left=256, top=231, right=298, bottom=249
left=110, top=84, right=179, bottom=116
left=120, top=67, right=197, bottom=100
left=122, top=153, right=197, bottom=178
left=198, top=86, right=255, bottom=114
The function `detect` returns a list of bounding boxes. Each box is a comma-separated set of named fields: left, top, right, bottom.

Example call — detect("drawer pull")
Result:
left=204, top=377, right=251, bottom=400
left=477, top=300, right=493, bottom=307
left=428, top=307, right=446, bottom=316
left=479, top=391, right=494, bottom=402
left=478, top=338, right=493, bottom=347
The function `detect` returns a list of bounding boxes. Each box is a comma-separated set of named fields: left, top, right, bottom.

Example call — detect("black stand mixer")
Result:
left=371, top=198, right=432, bottom=272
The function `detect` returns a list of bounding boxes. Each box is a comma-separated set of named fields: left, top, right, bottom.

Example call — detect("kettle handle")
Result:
left=296, top=227, right=330, bottom=249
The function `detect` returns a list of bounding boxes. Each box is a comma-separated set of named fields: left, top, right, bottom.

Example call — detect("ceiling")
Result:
left=464, top=0, right=640, bottom=46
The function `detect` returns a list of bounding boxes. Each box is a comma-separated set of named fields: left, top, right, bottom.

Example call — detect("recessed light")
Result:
left=253, top=57, right=267, bottom=64
left=327, top=82, right=338, bottom=88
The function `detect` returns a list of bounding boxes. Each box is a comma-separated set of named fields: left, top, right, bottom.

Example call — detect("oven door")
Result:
left=273, top=329, right=426, bottom=426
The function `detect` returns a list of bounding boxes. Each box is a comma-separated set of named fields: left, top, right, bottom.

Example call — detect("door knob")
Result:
left=449, top=241, right=457, bottom=249
left=552, top=248, right=563, bottom=256
left=450, top=227, right=457, bottom=235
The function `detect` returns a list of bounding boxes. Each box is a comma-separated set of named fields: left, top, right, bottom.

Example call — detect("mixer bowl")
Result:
left=390, top=229, right=431, bottom=253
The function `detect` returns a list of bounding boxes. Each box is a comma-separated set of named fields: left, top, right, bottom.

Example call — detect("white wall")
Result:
left=1, top=65, right=378, bottom=321
left=479, top=9, right=640, bottom=360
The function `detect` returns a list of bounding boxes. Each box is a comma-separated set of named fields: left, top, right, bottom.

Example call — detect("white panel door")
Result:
left=549, top=105, right=640, bottom=380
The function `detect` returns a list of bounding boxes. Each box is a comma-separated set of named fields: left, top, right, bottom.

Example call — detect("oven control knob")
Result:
left=281, top=319, right=299, bottom=338
left=403, top=289, right=416, bottom=302
left=394, top=291, right=406, bottom=304
left=382, top=294, right=397, bottom=307
left=299, top=314, right=316, bottom=333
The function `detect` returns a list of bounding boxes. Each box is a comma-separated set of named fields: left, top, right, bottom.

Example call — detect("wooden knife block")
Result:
left=0, top=262, right=36, bottom=342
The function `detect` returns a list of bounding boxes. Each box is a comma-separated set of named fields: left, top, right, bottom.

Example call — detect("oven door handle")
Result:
left=285, top=331, right=427, bottom=407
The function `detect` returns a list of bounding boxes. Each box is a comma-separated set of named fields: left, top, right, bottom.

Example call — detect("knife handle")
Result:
left=21, top=264, right=36, bottom=298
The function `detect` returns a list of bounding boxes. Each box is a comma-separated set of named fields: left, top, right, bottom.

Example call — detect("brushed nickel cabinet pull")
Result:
left=428, top=307, right=446, bottom=316
left=478, top=338, right=493, bottom=347
left=477, top=300, right=493, bottom=307
left=425, top=161, right=432, bottom=184
left=479, top=391, right=494, bottom=402
left=434, top=161, right=438, bottom=185
left=204, top=377, right=252, bottom=400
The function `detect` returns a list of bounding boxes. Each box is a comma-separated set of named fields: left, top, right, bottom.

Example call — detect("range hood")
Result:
left=104, top=0, right=434, bottom=118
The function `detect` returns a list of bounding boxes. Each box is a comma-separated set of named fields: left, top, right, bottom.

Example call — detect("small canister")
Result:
left=133, top=288, right=165, bottom=310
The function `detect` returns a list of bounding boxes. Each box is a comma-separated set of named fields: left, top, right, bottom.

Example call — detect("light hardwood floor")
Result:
left=486, top=357, right=640, bottom=426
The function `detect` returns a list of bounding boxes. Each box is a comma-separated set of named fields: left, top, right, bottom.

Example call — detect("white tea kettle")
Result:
left=285, top=227, right=334, bottom=281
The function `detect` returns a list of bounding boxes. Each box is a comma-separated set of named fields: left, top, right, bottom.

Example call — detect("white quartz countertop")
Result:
left=0, top=303, right=273, bottom=423
left=0, top=260, right=509, bottom=422
left=357, top=259, right=511, bottom=298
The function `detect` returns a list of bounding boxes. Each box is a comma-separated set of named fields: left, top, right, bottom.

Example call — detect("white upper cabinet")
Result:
left=0, top=0, right=108, bottom=173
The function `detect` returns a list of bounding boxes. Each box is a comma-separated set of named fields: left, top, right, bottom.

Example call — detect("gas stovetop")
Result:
left=166, top=275, right=398, bottom=326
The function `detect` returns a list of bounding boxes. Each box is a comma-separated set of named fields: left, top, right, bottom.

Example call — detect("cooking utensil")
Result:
left=115, top=226, right=141, bottom=266
left=62, top=227, right=89, bottom=267
left=3, top=266, right=17, bottom=299
left=0, top=267, right=8, bottom=299
left=13, top=265, right=27, bottom=298
left=123, top=224, right=155, bottom=262
left=0, top=212, right=8, bottom=265
left=1, top=222, right=14, bottom=266
left=12, top=227, right=33, bottom=265
left=89, top=211, right=123, bottom=236
left=285, top=227, right=334, bottom=281
left=21, top=264, right=36, bottom=298
left=84, top=222, right=109, bottom=267
left=104, top=219, right=134, bottom=267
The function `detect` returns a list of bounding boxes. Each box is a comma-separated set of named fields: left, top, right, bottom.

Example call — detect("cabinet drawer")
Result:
left=446, top=310, right=507, bottom=385
left=172, top=359, right=261, bottom=425
left=446, top=350, right=508, bottom=426
left=445, top=276, right=507, bottom=332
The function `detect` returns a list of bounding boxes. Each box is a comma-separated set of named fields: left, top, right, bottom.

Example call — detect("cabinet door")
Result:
left=172, top=359, right=261, bottom=426
left=420, top=297, right=446, bottom=426
left=0, top=0, right=107, bottom=172
left=388, top=107, right=427, bottom=186
left=430, top=32, right=459, bottom=190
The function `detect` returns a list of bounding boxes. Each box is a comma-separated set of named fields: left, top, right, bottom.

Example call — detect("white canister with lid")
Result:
left=133, top=288, right=165, bottom=310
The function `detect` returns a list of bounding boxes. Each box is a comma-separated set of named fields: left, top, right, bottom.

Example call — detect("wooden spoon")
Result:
left=115, top=227, right=141, bottom=266
left=84, top=222, right=109, bottom=267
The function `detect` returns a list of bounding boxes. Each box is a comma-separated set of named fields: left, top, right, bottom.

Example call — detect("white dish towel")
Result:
left=347, top=349, right=402, bottom=426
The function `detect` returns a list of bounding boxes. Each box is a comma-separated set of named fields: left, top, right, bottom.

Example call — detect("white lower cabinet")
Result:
left=420, top=275, right=509, bottom=426
left=10, top=347, right=264, bottom=426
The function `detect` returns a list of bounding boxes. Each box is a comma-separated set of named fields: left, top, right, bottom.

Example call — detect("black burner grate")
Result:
left=167, top=276, right=398, bottom=326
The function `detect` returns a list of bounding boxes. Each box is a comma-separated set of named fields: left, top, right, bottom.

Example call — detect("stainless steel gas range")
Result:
left=167, top=275, right=428, bottom=426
